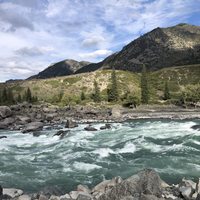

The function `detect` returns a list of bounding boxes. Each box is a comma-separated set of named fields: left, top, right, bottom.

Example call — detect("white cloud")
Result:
left=81, top=36, right=106, bottom=47
left=77, top=50, right=112, bottom=59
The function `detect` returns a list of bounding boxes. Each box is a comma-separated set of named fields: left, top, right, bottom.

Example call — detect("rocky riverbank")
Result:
left=0, top=103, right=200, bottom=132
left=1, top=168, right=200, bottom=200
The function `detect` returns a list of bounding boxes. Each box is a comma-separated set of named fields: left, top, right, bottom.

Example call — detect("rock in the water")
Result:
left=37, top=186, right=64, bottom=199
left=98, top=168, right=163, bottom=200
left=0, top=185, right=2, bottom=199
left=3, top=188, right=23, bottom=198
left=65, top=119, right=78, bottom=128
left=84, top=125, right=97, bottom=131
left=191, top=125, right=200, bottom=130
left=0, top=136, right=7, bottom=139
left=100, top=124, right=111, bottom=130
left=196, top=178, right=200, bottom=193
left=0, top=106, right=12, bottom=119
left=21, top=122, right=44, bottom=133
left=53, top=130, right=70, bottom=139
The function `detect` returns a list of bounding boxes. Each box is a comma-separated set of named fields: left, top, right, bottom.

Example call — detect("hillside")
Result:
left=74, top=23, right=200, bottom=74
left=1, top=64, right=200, bottom=105
left=27, top=59, right=91, bottom=80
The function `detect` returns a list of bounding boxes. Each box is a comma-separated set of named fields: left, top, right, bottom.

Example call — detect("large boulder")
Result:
left=65, top=119, right=78, bottom=128
left=98, top=168, right=163, bottom=200
left=0, top=122, right=8, bottom=129
left=37, top=186, right=64, bottom=199
left=111, top=107, right=122, bottom=118
left=0, top=136, right=7, bottom=139
left=3, top=188, right=23, bottom=198
left=21, top=122, right=44, bottom=133
left=84, top=125, right=97, bottom=131
left=0, top=106, right=12, bottom=119
left=100, top=124, right=111, bottom=130
left=3, top=117, right=16, bottom=125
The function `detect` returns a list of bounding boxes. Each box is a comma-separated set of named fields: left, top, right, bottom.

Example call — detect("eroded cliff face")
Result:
left=102, top=23, right=200, bottom=72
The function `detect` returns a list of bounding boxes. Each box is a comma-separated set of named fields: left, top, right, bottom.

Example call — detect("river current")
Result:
left=0, top=119, right=200, bottom=193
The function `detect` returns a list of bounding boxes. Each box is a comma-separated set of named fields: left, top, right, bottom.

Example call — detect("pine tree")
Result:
left=17, top=94, right=22, bottom=103
left=81, top=91, right=86, bottom=100
left=164, top=82, right=170, bottom=100
left=8, top=90, right=14, bottom=104
left=108, top=67, right=119, bottom=102
left=2, top=88, right=8, bottom=102
left=141, top=64, right=149, bottom=104
left=26, top=87, right=32, bottom=103
left=93, top=80, right=101, bottom=102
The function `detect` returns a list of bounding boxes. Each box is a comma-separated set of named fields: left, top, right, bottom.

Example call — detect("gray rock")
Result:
left=98, top=168, right=163, bottom=200
left=3, top=188, right=23, bottom=198
left=69, top=191, right=92, bottom=200
left=0, top=106, right=12, bottom=119
left=21, top=122, right=44, bottom=133
left=0, top=136, right=7, bottom=139
left=39, top=195, right=49, bottom=200
left=49, top=195, right=60, bottom=200
left=196, top=193, right=200, bottom=200
left=18, top=116, right=31, bottom=123
left=74, top=185, right=91, bottom=194
left=37, top=186, right=64, bottom=199
left=53, top=130, right=70, bottom=139
left=3, top=117, right=16, bottom=125
left=28, top=113, right=37, bottom=119
left=92, top=180, right=111, bottom=193
left=60, top=193, right=71, bottom=200
left=46, top=114, right=58, bottom=121
left=65, top=119, right=78, bottom=128
left=10, top=105, right=20, bottom=111
left=179, top=178, right=196, bottom=190
left=18, top=194, right=32, bottom=200
left=179, top=186, right=194, bottom=199
left=84, top=125, right=97, bottom=131
left=106, top=176, right=123, bottom=192
left=100, top=124, right=111, bottom=130
left=196, top=178, right=200, bottom=193
left=111, top=107, right=122, bottom=118
left=0, top=122, right=8, bottom=129
left=76, top=194, right=92, bottom=200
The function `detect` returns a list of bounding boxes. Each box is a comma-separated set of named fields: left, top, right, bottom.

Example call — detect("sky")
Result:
left=0, top=0, right=200, bottom=82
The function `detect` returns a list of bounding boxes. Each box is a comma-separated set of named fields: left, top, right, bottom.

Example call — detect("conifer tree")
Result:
left=81, top=91, right=86, bottom=100
left=164, top=82, right=170, bottom=100
left=17, top=94, right=22, bottom=103
left=108, top=67, right=119, bottom=102
left=8, top=90, right=14, bottom=104
left=93, top=80, right=101, bottom=102
left=2, top=88, right=8, bottom=102
left=141, top=64, right=149, bottom=104
left=26, top=87, right=32, bottom=103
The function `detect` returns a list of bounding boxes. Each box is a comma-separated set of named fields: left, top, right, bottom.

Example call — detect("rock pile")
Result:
left=1, top=168, right=200, bottom=200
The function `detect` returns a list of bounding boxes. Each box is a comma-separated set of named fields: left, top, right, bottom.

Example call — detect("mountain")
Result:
left=27, top=59, right=91, bottom=80
left=75, top=23, right=200, bottom=73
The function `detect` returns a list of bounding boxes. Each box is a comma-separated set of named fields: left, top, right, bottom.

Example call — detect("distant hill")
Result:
left=27, top=59, right=91, bottom=80
left=75, top=23, right=200, bottom=73
left=27, top=23, right=200, bottom=80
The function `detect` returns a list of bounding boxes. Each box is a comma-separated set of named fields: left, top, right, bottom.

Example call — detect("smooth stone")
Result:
left=18, top=194, right=32, bottom=200
left=3, top=188, right=23, bottom=198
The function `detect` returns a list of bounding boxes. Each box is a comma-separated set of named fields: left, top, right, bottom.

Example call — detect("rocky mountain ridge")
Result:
left=75, top=23, right=200, bottom=74
left=27, top=59, right=91, bottom=80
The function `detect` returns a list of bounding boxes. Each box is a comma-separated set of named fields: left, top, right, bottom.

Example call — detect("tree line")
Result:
left=0, top=87, right=38, bottom=105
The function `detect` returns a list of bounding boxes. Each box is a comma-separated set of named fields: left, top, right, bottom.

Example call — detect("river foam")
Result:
left=0, top=119, right=200, bottom=193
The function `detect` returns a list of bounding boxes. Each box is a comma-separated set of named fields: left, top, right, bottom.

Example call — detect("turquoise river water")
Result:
left=0, top=119, right=200, bottom=193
